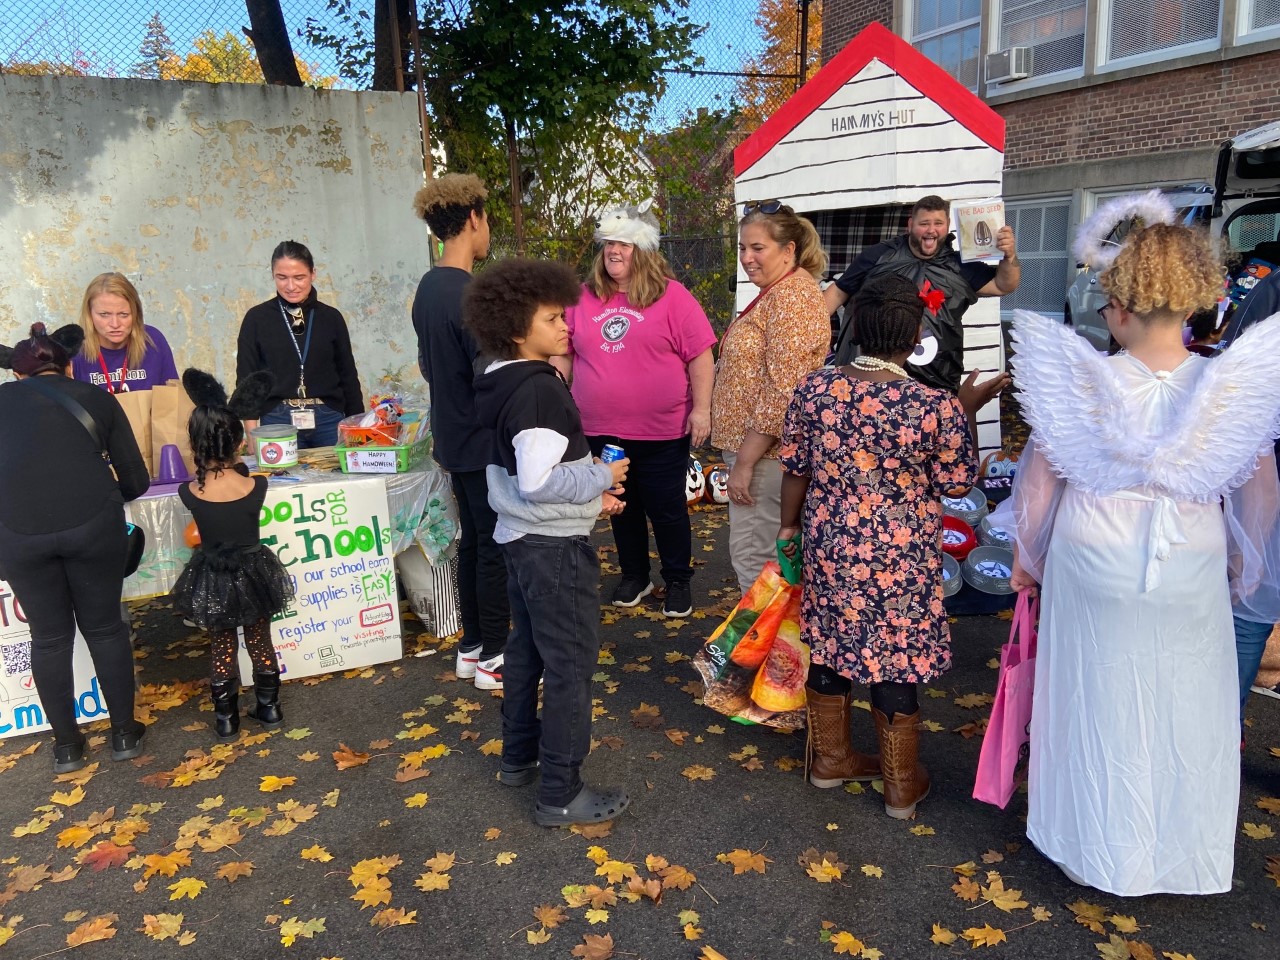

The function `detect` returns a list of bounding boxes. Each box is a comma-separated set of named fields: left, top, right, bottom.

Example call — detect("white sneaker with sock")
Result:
left=475, top=653, right=503, bottom=691
left=455, top=646, right=482, bottom=680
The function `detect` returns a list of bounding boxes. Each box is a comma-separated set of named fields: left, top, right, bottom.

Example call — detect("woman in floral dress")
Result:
left=779, top=275, right=981, bottom=819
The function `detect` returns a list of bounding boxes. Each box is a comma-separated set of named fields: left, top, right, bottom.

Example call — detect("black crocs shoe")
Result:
left=499, top=760, right=540, bottom=787
left=111, top=722, right=147, bottom=761
left=53, top=739, right=87, bottom=774
left=534, top=784, right=630, bottom=827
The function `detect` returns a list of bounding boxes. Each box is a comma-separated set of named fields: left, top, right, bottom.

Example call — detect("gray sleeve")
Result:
left=524, top=461, right=613, bottom=505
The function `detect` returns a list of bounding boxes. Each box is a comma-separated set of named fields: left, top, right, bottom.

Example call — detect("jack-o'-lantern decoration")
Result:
left=686, top=456, right=706, bottom=506
left=702, top=463, right=729, bottom=504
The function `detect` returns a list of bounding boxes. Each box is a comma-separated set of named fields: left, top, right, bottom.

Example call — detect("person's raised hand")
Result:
left=958, top=368, right=1011, bottom=418
left=995, top=225, right=1017, bottom=259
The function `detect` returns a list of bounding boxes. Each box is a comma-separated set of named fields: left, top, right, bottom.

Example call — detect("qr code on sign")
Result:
left=1, top=642, right=32, bottom=677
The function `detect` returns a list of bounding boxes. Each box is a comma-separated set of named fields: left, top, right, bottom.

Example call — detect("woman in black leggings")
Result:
left=0, top=323, right=150, bottom=772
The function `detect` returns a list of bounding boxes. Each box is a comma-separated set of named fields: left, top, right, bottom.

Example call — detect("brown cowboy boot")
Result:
left=805, top=687, right=880, bottom=788
left=872, top=707, right=930, bottom=819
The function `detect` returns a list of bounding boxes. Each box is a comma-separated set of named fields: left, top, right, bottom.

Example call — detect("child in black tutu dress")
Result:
left=171, top=369, right=295, bottom=741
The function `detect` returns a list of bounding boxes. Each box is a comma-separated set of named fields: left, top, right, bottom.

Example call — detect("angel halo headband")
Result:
left=594, top=199, right=660, bottom=252
left=1072, top=190, right=1177, bottom=271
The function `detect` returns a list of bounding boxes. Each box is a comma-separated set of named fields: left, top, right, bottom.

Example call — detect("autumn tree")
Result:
left=736, top=0, right=823, bottom=130
left=163, top=31, right=334, bottom=88
left=133, top=13, right=176, bottom=80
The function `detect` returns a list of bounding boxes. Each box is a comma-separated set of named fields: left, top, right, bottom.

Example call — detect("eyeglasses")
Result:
left=742, top=199, right=785, bottom=216
left=1097, top=301, right=1119, bottom=322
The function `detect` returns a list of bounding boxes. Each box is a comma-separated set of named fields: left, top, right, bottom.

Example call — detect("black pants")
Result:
left=587, top=435, right=693, bottom=586
left=451, top=469, right=510, bottom=659
left=210, top=619, right=278, bottom=683
left=500, top=534, right=600, bottom=806
left=0, top=505, right=136, bottom=744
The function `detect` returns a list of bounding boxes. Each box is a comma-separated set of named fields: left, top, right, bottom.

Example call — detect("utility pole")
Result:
left=797, top=0, right=811, bottom=92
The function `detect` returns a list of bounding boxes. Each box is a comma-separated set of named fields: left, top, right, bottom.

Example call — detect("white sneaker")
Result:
left=1251, top=682, right=1280, bottom=700
left=475, top=653, right=504, bottom=691
left=455, top=646, right=482, bottom=680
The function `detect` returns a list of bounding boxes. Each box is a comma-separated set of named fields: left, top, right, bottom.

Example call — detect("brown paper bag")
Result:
left=150, top=379, right=196, bottom=478
left=114, top=389, right=153, bottom=476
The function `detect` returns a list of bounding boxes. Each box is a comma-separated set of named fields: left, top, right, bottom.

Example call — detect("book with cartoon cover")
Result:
left=954, top=198, right=1005, bottom=263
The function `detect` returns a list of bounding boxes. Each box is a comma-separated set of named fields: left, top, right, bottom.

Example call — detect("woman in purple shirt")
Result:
left=70, top=273, right=178, bottom=393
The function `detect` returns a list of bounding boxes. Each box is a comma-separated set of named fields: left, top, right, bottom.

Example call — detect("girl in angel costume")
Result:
left=1007, top=204, right=1280, bottom=896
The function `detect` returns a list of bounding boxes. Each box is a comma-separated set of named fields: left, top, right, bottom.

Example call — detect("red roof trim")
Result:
left=734, top=22, right=1005, bottom=178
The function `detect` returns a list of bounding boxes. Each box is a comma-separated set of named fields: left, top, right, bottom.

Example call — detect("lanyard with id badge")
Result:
left=279, top=302, right=316, bottom=429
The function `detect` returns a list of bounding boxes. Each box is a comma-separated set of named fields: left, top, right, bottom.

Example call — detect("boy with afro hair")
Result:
left=411, top=174, right=510, bottom=690
left=466, top=257, right=632, bottom=827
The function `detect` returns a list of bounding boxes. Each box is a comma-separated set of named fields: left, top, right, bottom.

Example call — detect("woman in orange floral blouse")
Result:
left=778, top=275, right=980, bottom=820
left=711, top=201, right=831, bottom=593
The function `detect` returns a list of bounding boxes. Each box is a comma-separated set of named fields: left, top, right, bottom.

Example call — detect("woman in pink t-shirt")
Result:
left=559, top=201, right=716, bottom=619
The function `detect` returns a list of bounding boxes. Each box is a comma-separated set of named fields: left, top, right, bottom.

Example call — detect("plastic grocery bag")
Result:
left=693, top=561, right=808, bottom=728
left=973, top=591, right=1038, bottom=808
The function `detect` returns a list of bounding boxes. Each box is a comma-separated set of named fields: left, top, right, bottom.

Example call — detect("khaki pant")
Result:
left=724, top=452, right=783, bottom=595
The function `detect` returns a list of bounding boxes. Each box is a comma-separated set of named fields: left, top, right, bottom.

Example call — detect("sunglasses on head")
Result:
left=742, top=199, right=785, bottom=216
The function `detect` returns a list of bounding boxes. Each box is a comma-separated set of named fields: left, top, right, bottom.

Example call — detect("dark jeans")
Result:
left=500, top=533, right=601, bottom=806
left=451, top=469, right=510, bottom=659
left=0, top=505, right=136, bottom=744
left=261, top=402, right=344, bottom=449
left=1235, top=615, right=1274, bottom=723
left=587, top=435, right=692, bottom=586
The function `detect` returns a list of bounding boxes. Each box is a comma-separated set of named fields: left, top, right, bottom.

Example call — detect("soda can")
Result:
left=600, top=444, right=626, bottom=464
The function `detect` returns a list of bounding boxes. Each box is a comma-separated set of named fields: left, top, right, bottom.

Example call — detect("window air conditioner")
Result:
left=986, top=47, right=1032, bottom=84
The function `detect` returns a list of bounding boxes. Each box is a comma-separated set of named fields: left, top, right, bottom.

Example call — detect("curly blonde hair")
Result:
left=412, top=174, right=487, bottom=240
left=1100, top=224, right=1223, bottom=318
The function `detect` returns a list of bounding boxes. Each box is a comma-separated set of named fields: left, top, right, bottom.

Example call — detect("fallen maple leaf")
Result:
left=585, top=908, right=610, bottom=925
left=573, top=821, right=614, bottom=839
left=629, top=703, right=665, bottom=729
left=142, top=850, right=193, bottom=879
left=494, top=851, right=517, bottom=866
left=683, top=922, right=704, bottom=941
left=981, top=876, right=1028, bottom=913
left=660, top=864, right=696, bottom=890
left=805, top=859, right=843, bottom=883
left=1033, top=906, right=1053, bottom=921
left=962, top=924, right=1007, bottom=948
left=952, top=876, right=981, bottom=902
left=167, top=877, right=206, bottom=901
left=931, top=924, right=958, bottom=945
left=139, top=912, right=184, bottom=941
left=50, top=786, right=85, bottom=807
left=830, top=930, right=864, bottom=954
left=414, top=872, right=450, bottom=892
left=483, top=827, right=502, bottom=841
left=698, top=949, right=731, bottom=960
left=954, top=692, right=994, bottom=708
left=909, top=825, right=935, bottom=836
left=528, top=928, right=552, bottom=944
left=534, top=904, right=567, bottom=929
left=1068, top=900, right=1110, bottom=935
left=1096, top=933, right=1132, bottom=960
left=1243, top=822, right=1275, bottom=840
left=404, top=793, right=430, bottom=808
left=682, top=764, right=716, bottom=781
left=371, top=907, right=417, bottom=927
left=259, top=775, right=295, bottom=793
left=1109, top=914, right=1140, bottom=934
left=333, top=743, right=371, bottom=770
left=66, top=916, right=117, bottom=947
left=952, top=861, right=978, bottom=877
left=215, top=860, right=253, bottom=883
left=478, top=738, right=503, bottom=756
left=78, top=841, right=133, bottom=871
left=571, top=933, right=615, bottom=960
left=717, top=848, right=770, bottom=875
left=300, top=845, right=333, bottom=863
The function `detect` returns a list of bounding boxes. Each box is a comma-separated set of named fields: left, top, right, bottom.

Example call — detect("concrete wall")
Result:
left=0, top=75, right=427, bottom=393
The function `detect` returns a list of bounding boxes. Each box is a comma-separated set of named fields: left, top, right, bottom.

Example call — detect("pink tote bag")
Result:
left=973, top=592, right=1038, bottom=808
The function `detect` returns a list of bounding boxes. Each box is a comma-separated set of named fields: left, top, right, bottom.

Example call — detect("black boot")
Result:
left=211, top=679, right=240, bottom=742
left=246, top=670, right=284, bottom=729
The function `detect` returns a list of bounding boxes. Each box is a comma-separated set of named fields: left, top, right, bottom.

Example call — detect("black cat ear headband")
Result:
left=0, top=323, right=86, bottom=370
left=182, top=368, right=274, bottom=421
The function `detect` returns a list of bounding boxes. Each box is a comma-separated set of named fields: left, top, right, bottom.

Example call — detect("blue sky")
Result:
left=3, top=1, right=773, bottom=125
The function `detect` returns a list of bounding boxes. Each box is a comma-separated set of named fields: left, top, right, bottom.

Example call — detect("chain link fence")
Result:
left=1, top=1, right=812, bottom=328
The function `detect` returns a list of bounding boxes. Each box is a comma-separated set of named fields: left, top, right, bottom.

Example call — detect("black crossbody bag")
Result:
left=24, top=376, right=146, bottom=577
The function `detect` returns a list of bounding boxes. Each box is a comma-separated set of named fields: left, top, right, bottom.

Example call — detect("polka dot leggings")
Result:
left=210, top=619, right=278, bottom=683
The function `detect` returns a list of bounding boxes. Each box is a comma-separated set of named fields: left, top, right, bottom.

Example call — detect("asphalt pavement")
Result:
left=0, top=503, right=1277, bottom=960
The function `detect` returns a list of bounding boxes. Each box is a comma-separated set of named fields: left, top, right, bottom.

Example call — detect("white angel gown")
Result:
left=1008, top=309, right=1280, bottom=897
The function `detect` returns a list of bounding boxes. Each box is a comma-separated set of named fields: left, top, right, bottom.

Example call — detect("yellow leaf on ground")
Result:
left=805, top=859, right=843, bottom=883
left=831, top=931, right=864, bottom=955
left=259, top=775, right=295, bottom=792
left=414, top=872, right=450, bottom=892
left=1243, top=822, right=1276, bottom=840
left=962, top=924, right=1007, bottom=948
left=683, top=922, right=703, bottom=941
left=861, top=864, right=883, bottom=878
left=1068, top=900, right=1110, bottom=935
left=484, top=827, right=502, bottom=840
left=300, top=845, right=333, bottom=863
left=140, top=912, right=184, bottom=941
left=167, top=877, right=206, bottom=901
left=56, top=825, right=95, bottom=849
left=534, top=905, right=567, bottom=929
left=424, top=852, right=456, bottom=873
left=1095, top=933, right=1133, bottom=960
left=478, top=738, right=503, bottom=756
left=528, top=928, right=552, bottom=944
left=66, top=916, right=116, bottom=947
left=699, top=949, right=731, bottom=960
left=1108, top=915, right=1140, bottom=934
left=371, top=907, right=417, bottom=927
left=51, top=786, right=85, bottom=807
left=142, top=850, right=193, bottom=879
left=1032, top=906, right=1053, bottom=922
left=660, top=864, right=696, bottom=890
left=981, top=877, right=1028, bottom=913
left=952, top=861, right=978, bottom=877
left=333, top=743, right=371, bottom=769
left=215, top=860, right=253, bottom=882
left=495, top=851, right=517, bottom=865
left=351, top=884, right=391, bottom=909
left=931, top=924, right=958, bottom=945
left=909, top=824, right=935, bottom=836
left=585, top=908, right=609, bottom=924
left=717, top=849, right=770, bottom=874
left=682, top=764, right=716, bottom=781
left=404, top=793, right=429, bottom=808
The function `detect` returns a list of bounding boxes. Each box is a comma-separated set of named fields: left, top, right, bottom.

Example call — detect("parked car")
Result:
left=1064, top=185, right=1213, bottom=352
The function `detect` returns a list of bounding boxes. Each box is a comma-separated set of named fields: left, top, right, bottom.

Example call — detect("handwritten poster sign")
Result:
left=241, top=475, right=402, bottom=682
left=0, top=582, right=103, bottom=737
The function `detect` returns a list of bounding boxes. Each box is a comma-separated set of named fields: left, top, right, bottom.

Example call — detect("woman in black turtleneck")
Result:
left=236, top=241, right=364, bottom=448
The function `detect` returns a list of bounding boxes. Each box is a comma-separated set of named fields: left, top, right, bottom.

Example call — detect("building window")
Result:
left=1001, top=198, right=1071, bottom=319
left=912, top=0, right=982, bottom=90
left=1242, top=0, right=1280, bottom=34
left=1106, top=0, right=1220, bottom=62
left=999, top=0, right=1086, bottom=77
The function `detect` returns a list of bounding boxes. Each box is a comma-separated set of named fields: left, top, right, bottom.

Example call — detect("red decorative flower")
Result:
left=918, top=280, right=946, bottom=315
